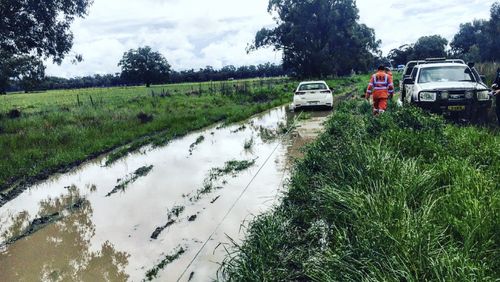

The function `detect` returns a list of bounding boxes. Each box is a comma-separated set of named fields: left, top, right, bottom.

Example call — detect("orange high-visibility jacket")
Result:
left=366, top=71, right=394, bottom=99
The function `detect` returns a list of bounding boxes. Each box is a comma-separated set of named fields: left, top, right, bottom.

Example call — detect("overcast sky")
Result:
left=46, top=0, right=497, bottom=77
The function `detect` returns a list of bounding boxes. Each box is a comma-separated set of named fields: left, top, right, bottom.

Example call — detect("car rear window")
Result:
left=299, top=83, right=327, bottom=91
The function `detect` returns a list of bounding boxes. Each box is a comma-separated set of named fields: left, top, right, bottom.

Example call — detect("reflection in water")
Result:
left=1, top=186, right=84, bottom=246
left=0, top=187, right=129, bottom=281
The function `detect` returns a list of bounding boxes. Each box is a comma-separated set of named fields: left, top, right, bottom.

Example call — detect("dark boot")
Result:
left=496, top=97, right=500, bottom=125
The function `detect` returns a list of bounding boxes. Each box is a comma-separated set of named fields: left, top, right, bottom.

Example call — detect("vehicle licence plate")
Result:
left=308, top=101, right=319, bottom=105
left=448, top=106, right=465, bottom=111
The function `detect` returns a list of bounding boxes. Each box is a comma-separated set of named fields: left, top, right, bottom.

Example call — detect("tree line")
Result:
left=388, top=2, right=499, bottom=66
left=4, top=61, right=287, bottom=92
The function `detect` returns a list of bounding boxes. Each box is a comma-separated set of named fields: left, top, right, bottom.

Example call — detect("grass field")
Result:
left=222, top=100, right=500, bottom=281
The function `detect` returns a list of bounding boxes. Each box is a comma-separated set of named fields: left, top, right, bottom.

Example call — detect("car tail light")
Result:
left=320, top=90, right=332, bottom=94
left=295, top=91, right=306, bottom=95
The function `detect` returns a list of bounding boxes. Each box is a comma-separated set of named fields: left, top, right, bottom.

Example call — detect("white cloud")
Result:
left=46, top=0, right=497, bottom=77
left=357, top=0, right=496, bottom=53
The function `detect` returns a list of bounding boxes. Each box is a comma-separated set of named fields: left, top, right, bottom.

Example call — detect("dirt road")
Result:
left=0, top=105, right=330, bottom=282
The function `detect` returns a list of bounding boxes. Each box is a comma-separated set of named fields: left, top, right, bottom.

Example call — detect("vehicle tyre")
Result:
left=410, top=96, right=416, bottom=106
left=473, top=109, right=489, bottom=124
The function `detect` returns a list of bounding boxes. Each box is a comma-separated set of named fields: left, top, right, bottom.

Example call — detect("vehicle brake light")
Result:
left=295, top=91, right=306, bottom=95
left=320, top=90, right=332, bottom=94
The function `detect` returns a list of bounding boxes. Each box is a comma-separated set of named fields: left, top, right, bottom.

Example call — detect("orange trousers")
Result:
left=373, top=97, right=388, bottom=115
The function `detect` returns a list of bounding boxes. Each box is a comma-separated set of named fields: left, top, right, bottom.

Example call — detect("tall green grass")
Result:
left=221, top=101, right=500, bottom=281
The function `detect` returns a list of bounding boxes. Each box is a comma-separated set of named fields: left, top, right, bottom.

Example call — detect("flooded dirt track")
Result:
left=0, top=105, right=331, bottom=282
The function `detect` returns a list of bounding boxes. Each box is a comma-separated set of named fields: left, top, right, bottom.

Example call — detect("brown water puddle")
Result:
left=0, top=105, right=330, bottom=282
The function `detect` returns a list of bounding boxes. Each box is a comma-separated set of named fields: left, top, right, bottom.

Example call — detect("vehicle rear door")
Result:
left=406, top=68, right=418, bottom=102
left=301, top=83, right=330, bottom=103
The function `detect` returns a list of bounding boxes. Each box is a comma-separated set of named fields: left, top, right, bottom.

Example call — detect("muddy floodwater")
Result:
left=0, top=106, right=330, bottom=282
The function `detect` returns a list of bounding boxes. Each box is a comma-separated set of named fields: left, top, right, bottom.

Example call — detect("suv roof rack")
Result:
left=425, top=57, right=447, bottom=62
left=407, top=58, right=465, bottom=66
left=403, top=58, right=466, bottom=76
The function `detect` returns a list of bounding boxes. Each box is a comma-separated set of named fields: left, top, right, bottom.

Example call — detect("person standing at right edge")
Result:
left=492, top=68, right=500, bottom=125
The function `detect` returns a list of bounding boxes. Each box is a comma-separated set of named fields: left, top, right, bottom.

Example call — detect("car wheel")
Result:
left=473, top=109, right=489, bottom=124
left=410, top=96, right=417, bottom=106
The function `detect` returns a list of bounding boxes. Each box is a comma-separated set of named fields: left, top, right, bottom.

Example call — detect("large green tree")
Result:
left=0, top=0, right=93, bottom=93
left=118, top=46, right=171, bottom=87
left=451, top=2, right=500, bottom=62
left=412, top=35, right=448, bottom=60
left=484, top=1, right=500, bottom=61
left=388, top=35, right=448, bottom=65
left=250, top=0, right=380, bottom=77
left=0, top=53, right=46, bottom=93
left=388, top=44, right=414, bottom=66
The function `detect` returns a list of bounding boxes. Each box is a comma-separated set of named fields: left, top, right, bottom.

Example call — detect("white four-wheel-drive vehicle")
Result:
left=292, top=81, right=333, bottom=110
left=401, top=58, right=492, bottom=121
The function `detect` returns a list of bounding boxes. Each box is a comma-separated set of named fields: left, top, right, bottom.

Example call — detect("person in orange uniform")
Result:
left=366, top=66, right=395, bottom=115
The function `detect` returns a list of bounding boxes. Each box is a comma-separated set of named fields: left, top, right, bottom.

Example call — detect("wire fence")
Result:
left=1, top=78, right=295, bottom=113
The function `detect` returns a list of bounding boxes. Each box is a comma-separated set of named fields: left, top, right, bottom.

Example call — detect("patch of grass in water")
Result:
left=277, top=121, right=295, bottom=134
left=106, top=135, right=170, bottom=166
left=168, top=205, right=185, bottom=220
left=231, top=125, right=247, bottom=133
left=258, top=126, right=279, bottom=142
left=190, top=159, right=256, bottom=202
left=208, top=159, right=256, bottom=181
left=151, top=205, right=186, bottom=239
left=210, top=196, right=221, bottom=204
left=144, top=247, right=186, bottom=281
left=189, top=135, right=205, bottom=155
left=106, top=165, right=153, bottom=197
left=257, top=121, right=295, bottom=143
left=243, top=137, right=254, bottom=150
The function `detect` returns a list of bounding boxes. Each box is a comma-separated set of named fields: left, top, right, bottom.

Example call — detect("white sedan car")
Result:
left=292, top=81, right=333, bottom=110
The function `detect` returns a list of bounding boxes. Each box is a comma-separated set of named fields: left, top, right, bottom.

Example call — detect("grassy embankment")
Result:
left=0, top=78, right=293, bottom=195
left=222, top=101, right=499, bottom=281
